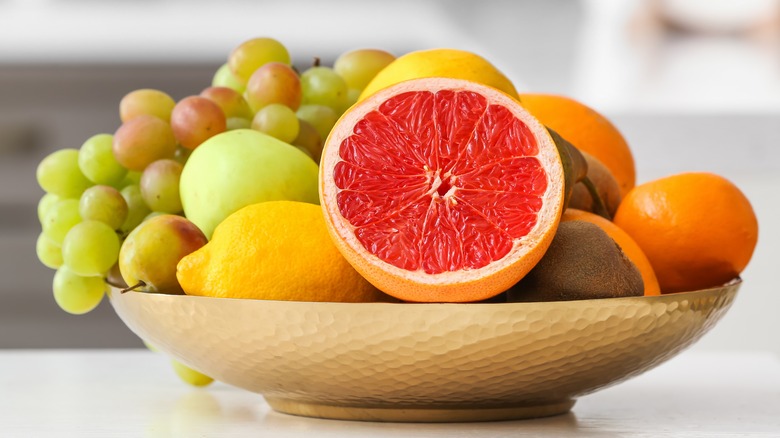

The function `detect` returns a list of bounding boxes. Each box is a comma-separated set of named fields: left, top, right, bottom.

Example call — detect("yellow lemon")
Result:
left=176, top=201, right=392, bottom=302
left=358, top=48, right=519, bottom=101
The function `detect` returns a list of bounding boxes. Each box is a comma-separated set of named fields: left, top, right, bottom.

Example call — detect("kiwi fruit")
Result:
left=507, top=221, right=644, bottom=302
left=548, top=128, right=588, bottom=209
left=569, top=151, right=622, bottom=219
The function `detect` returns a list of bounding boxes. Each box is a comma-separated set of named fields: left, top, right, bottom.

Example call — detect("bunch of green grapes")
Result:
left=34, top=36, right=396, bottom=385
left=215, top=37, right=396, bottom=162
left=35, top=86, right=224, bottom=384
left=37, top=89, right=183, bottom=314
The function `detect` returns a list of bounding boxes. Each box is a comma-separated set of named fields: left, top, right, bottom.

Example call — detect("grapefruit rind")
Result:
left=358, top=48, right=520, bottom=102
left=320, top=78, right=564, bottom=303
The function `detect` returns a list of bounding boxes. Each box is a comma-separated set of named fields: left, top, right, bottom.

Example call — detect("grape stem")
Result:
left=313, top=57, right=321, bottom=67
left=121, top=281, right=147, bottom=294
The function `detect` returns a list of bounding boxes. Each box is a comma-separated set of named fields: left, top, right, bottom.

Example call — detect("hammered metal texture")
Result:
left=109, top=281, right=739, bottom=422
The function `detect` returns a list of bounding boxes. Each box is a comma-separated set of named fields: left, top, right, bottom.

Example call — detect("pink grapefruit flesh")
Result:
left=320, top=78, right=564, bottom=303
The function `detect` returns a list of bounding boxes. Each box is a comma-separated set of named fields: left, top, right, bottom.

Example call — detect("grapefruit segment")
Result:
left=321, top=78, right=564, bottom=303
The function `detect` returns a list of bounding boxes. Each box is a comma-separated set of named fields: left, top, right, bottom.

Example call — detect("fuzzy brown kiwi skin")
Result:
left=570, top=151, right=622, bottom=219
left=506, top=221, right=644, bottom=302
left=547, top=128, right=613, bottom=220
left=548, top=128, right=587, bottom=208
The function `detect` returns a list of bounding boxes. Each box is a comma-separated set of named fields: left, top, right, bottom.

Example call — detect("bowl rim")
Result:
left=108, top=277, right=742, bottom=307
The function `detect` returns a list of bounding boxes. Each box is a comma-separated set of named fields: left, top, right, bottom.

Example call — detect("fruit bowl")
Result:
left=108, top=280, right=740, bottom=423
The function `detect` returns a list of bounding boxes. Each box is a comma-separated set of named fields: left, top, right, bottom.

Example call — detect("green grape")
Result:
left=293, top=145, right=313, bottom=159
left=200, top=86, right=252, bottom=119
left=251, top=103, right=299, bottom=144
left=296, top=104, right=338, bottom=141
left=113, top=115, right=177, bottom=171
left=113, top=170, right=142, bottom=190
left=173, top=146, right=192, bottom=165
left=300, top=66, right=348, bottom=112
left=124, top=171, right=142, bottom=186
left=245, top=62, right=302, bottom=112
left=119, top=88, right=176, bottom=123
left=143, top=211, right=165, bottom=222
left=52, top=267, right=105, bottom=315
left=140, top=159, right=183, bottom=213
left=228, top=37, right=290, bottom=83
left=119, top=215, right=207, bottom=294
left=170, top=96, right=226, bottom=150
left=292, top=119, right=323, bottom=163
left=106, top=262, right=126, bottom=288
left=143, top=339, right=158, bottom=352
left=79, top=185, right=128, bottom=230
left=334, top=48, right=396, bottom=91
left=79, top=133, right=128, bottom=186
left=226, top=117, right=251, bottom=131
left=212, top=63, right=246, bottom=94
left=36, top=149, right=93, bottom=198
left=42, top=199, right=81, bottom=244
left=37, top=193, right=61, bottom=224
left=344, top=88, right=361, bottom=112
left=120, top=185, right=151, bottom=234
left=171, top=359, right=214, bottom=387
left=36, top=233, right=63, bottom=269
left=62, top=220, right=120, bottom=277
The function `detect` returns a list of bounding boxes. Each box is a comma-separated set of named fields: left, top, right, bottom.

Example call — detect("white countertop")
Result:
left=0, top=349, right=778, bottom=437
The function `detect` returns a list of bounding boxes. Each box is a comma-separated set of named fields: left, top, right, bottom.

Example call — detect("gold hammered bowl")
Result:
left=108, top=280, right=740, bottom=422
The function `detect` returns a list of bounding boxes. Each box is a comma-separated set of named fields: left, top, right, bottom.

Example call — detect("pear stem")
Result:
left=121, top=281, right=146, bottom=294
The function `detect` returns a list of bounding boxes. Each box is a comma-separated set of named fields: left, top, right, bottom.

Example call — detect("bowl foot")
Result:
left=265, top=397, right=576, bottom=423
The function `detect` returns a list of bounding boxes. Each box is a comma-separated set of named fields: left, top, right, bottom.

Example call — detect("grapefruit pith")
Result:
left=320, top=78, right=564, bottom=303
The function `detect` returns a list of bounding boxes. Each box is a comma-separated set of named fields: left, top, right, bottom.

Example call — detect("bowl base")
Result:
left=265, top=397, right=576, bottom=423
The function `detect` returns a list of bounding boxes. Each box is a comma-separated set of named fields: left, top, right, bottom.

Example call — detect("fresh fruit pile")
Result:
left=34, top=36, right=759, bottom=385
left=35, top=37, right=392, bottom=310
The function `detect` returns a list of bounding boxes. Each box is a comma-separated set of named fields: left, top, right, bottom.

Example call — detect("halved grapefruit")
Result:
left=320, top=78, right=564, bottom=303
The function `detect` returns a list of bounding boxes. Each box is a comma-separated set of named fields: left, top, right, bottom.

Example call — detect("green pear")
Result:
left=180, top=129, right=319, bottom=239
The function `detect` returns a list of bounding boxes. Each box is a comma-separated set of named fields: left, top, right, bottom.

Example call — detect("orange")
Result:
left=562, top=209, right=660, bottom=296
left=320, top=78, right=564, bottom=303
left=614, top=172, right=758, bottom=293
left=519, top=93, right=635, bottom=197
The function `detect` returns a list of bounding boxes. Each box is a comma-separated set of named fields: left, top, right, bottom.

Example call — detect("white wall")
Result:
left=0, top=0, right=777, bottom=354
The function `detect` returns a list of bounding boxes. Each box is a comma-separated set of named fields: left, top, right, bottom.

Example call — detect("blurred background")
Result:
left=1, top=0, right=778, bottom=353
